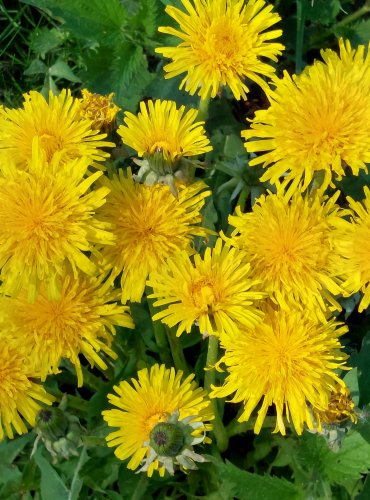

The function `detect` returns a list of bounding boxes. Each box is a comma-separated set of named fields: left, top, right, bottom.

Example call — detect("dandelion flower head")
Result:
left=97, top=169, right=211, bottom=303
left=0, top=273, right=134, bottom=387
left=0, top=143, right=114, bottom=301
left=0, top=89, right=114, bottom=167
left=0, top=340, right=54, bottom=441
left=337, top=187, right=370, bottom=312
left=156, top=0, right=284, bottom=100
left=227, top=188, right=348, bottom=321
left=118, top=100, right=212, bottom=164
left=211, top=306, right=349, bottom=435
left=313, top=384, right=357, bottom=428
left=103, top=364, right=213, bottom=476
left=243, top=39, right=370, bottom=193
left=148, top=238, right=264, bottom=337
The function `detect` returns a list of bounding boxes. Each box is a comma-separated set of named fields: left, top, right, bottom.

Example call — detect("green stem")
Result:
left=335, top=0, right=370, bottom=28
left=197, top=93, right=211, bottom=122
left=236, top=185, right=251, bottom=212
left=147, top=293, right=173, bottom=367
left=165, top=326, right=189, bottom=374
left=295, top=0, right=305, bottom=74
left=204, top=336, right=229, bottom=453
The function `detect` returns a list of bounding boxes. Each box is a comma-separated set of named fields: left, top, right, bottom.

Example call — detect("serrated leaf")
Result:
left=303, top=0, right=342, bottom=25
left=21, top=0, right=126, bottom=43
left=216, top=460, right=302, bottom=500
left=131, top=0, right=158, bottom=37
left=49, top=59, right=81, bottom=82
left=33, top=448, right=69, bottom=500
left=30, top=27, right=64, bottom=58
left=324, top=431, right=370, bottom=484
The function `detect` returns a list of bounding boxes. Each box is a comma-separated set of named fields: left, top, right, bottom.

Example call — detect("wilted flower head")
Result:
left=78, top=89, right=120, bottom=131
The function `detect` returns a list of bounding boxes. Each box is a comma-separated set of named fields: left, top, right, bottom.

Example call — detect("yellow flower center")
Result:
left=190, top=278, right=217, bottom=311
left=39, top=132, right=65, bottom=161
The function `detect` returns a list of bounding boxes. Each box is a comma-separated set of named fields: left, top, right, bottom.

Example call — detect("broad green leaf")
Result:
left=30, top=27, right=64, bottom=58
left=0, top=434, right=33, bottom=465
left=303, top=0, right=342, bottom=25
left=21, top=0, right=127, bottom=43
left=216, top=460, right=302, bottom=500
left=33, top=448, right=69, bottom=500
left=343, top=367, right=360, bottom=406
left=49, top=59, right=81, bottom=82
left=24, top=59, right=48, bottom=76
left=324, top=431, right=370, bottom=484
left=356, top=331, right=370, bottom=406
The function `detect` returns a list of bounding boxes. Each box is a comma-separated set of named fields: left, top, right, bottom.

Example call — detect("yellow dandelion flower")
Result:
left=103, top=364, right=213, bottom=476
left=313, top=384, right=357, bottom=427
left=243, top=39, right=370, bottom=193
left=96, top=169, right=211, bottom=303
left=227, top=189, right=348, bottom=321
left=156, top=0, right=284, bottom=100
left=0, top=273, right=134, bottom=387
left=118, top=100, right=212, bottom=164
left=337, top=187, right=370, bottom=312
left=148, top=238, right=264, bottom=337
left=0, top=341, right=54, bottom=441
left=0, top=143, right=114, bottom=301
left=78, top=89, right=120, bottom=131
left=211, top=306, right=349, bottom=435
left=0, top=89, right=114, bottom=167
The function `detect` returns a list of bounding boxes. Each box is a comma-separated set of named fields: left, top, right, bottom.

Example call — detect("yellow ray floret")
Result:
left=0, top=144, right=114, bottom=301
left=148, top=238, right=264, bottom=337
left=227, top=188, right=348, bottom=321
left=243, top=39, right=370, bottom=193
left=118, top=100, right=212, bottom=163
left=0, top=89, right=114, bottom=167
left=337, top=187, right=370, bottom=312
left=211, top=306, right=349, bottom=435
left=156, top=0, right=284, bottom=100
left=103, top=364, right=213, bottom=476
left=0, top=273, right=134, bottom=387
left=96, top=169, right=211, bottom=303
left=0, top=341, right=54, bottom=441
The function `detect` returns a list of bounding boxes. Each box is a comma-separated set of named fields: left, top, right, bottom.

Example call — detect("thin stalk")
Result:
left=204, top=335, right=229, bottom=453
left=147, top=294, right=173, bottom=367
left=335, top=0, right=370, bottom=28
left=295, top=0, right=305, bottom=74
left=197, top=93, right=211, bottom=122
left=165, top=326, right=189, bottom=374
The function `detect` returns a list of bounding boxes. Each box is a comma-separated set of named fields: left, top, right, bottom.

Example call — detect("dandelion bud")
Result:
left=149, top=422, right=185, bottom=457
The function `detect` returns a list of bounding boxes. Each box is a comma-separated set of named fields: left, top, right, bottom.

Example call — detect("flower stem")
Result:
left=295, top=0, right=305, bottom=74
left=335, top=0, right=370, bottom=28
left=197, top=93, right=211, bottom=122
left=147, top=294, right=173, bottom=367
left=165, top=326, right=189, bottom=374
left=204, top=335, right=229, bottom=453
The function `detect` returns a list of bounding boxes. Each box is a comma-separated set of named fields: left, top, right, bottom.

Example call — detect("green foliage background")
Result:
left=0, top=0, right=370, bottom=498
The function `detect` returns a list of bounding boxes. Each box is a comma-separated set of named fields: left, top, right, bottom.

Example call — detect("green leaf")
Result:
left=21, top=0, right=126, bottom=43
left=24, top=58, right=48, bottom=76
left=216, top=460, right=302, bottom=500
left=343, top=367, right=360, bottom=406
left=33, top=448, right=69, bottom=500
left=356, top=331, right=370, bottom=406
left=303, top=0, right=342, bottom=25
left=49, top=59, right=81, bottom=82
left=0, top=434, right=33, bottom=466
left=30, top=27, right=64, bottom=58
left=131, top=0, right=158, bottom=37
left=324, top=431, right=370, bottom=484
